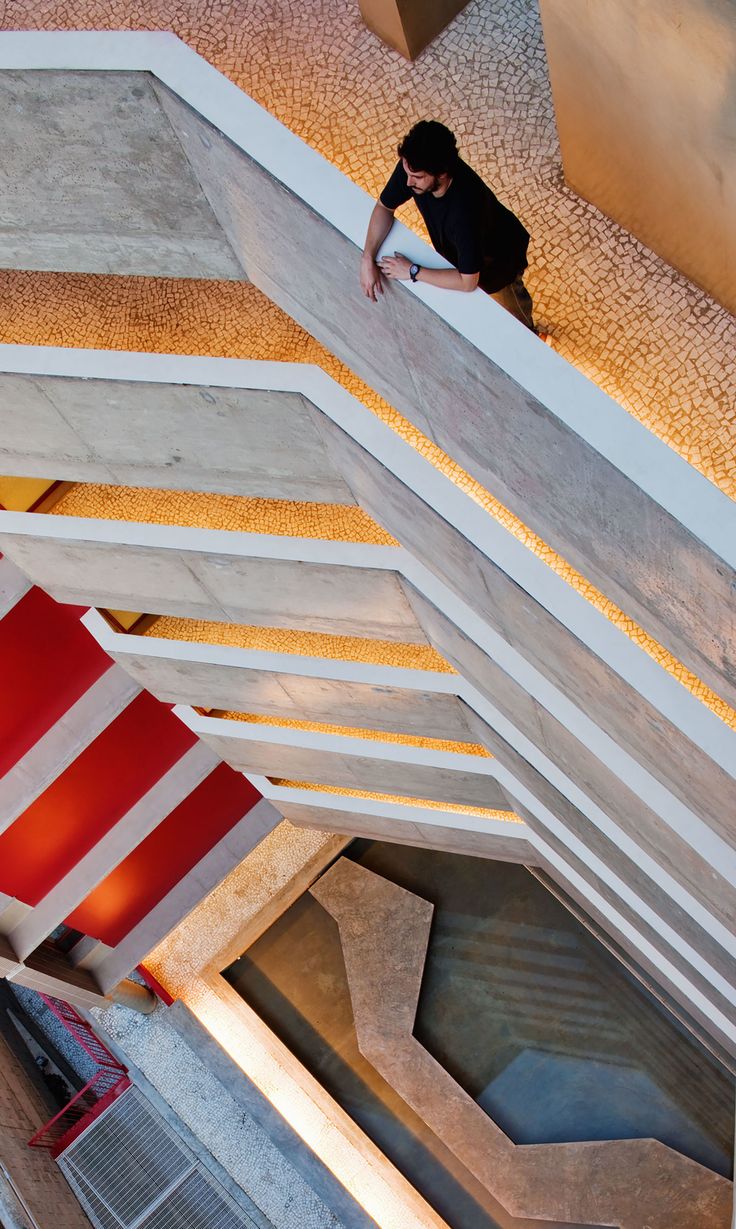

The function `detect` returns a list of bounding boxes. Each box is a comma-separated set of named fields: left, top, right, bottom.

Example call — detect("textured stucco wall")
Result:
left=539, top=0, right=736, bottom=313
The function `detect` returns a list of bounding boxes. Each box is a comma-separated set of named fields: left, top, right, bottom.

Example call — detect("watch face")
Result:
left=410, top=264, right=420, bottom=281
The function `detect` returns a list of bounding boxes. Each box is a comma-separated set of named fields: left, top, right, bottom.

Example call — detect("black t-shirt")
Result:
left=380, top=159, right=530, bottom=293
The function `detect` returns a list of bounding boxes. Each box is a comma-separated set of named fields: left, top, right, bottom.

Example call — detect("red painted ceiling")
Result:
left=0, top=690, right=196, bottom=906
left=66, top=762, right=261, bottom=945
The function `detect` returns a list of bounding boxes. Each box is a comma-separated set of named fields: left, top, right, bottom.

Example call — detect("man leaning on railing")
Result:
left=360, top=119, right=540, bottom=334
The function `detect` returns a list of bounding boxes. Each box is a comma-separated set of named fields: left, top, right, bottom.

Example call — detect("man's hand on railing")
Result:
left=360, top=253, right=384, bottom=302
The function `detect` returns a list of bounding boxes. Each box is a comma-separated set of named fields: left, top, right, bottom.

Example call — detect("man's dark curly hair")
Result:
left=397, top=121, right=459, bottom=176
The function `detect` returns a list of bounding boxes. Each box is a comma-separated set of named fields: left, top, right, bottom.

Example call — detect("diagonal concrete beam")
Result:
left=0, top=69, right=244, bottom=280
left=0, top=665, right=139, bottom=835
left=153, top=74, right=736, bottom=708
left=0, top=374, right=354, bottom=503
left=7, top=741, right=219, bottom=961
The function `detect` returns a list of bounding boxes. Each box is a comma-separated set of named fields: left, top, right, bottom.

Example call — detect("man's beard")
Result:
left=411, top=175, right=441, bottom=194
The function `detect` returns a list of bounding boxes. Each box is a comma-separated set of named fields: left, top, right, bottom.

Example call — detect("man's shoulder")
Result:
left=453, top=159, right=497, bottom=202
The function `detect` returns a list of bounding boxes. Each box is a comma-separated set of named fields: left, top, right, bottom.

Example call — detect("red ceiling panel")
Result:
left=65, top=763, right=261, bottom=946
left=0, top=587, right=109, bottom=777
left=0, top=691, right=196, bottom=906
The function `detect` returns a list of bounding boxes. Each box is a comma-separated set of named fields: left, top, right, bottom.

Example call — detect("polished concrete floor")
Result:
left=226, top=841, right=734, bottom=1229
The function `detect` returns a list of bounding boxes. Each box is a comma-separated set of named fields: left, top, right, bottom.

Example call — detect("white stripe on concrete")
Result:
left=176, top=707, right=500, bottom=776
left=7, top=741, right=220, bottom=961
left=0, top=553, right=31, bottom=617
left=249, top=773, right=519, bottom=833
left=82, top=608, right=456, bottom=692
left=0, top=510, right=401, bottom=568
left=0, top=666, right=140, bottom=835
left=0, top=32, right=730, bottom=569
left=93, top=797, right=282, bottom=994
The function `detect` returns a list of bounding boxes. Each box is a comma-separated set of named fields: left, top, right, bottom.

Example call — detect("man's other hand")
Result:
left=360, top=254, right=384, bottom=302
left=378, top=252, right=412, bottom=281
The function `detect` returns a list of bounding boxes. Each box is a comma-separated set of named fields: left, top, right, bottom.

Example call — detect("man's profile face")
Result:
left=402, top=158, right=441, bottom=194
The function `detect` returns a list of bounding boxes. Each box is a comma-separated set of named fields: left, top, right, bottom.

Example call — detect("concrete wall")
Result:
left=0, top=71, right=243, bottom=279
left=0, top=374, right=353, bottom=503
left=539, top=0, right=736, bottom=314
left=280, top=800, right=535, bottom=862
left=0, top=526, right=424, bottom=641
left=154, top=80, right=736, bottom=708
left=191, top=727, right=510, bottom=809
left=359, top=0, right=471, bottom=59
left=101, top=646, right=476, bottom=740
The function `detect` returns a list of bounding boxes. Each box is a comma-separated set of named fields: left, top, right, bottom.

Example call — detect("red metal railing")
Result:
left=28, top=1068, right=131, bottom=1156
left=38, top=994, right=123, bottom=1068
left=27, top=995, right=130, bottom=1156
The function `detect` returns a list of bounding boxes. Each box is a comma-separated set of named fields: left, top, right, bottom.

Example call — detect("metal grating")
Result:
left=59, top=1088, right=256, bottom=1229
left=145, top=1170, right=252, bottom=1229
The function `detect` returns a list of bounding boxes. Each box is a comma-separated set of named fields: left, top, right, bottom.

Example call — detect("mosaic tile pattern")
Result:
left=147, top=823, right=344, bottom=996
left=3, top=271, right=733, bottom=728
left=141, top=614, right=456, bottom=672
left=97, top=1003, right=349, bottom=1229
left=49, top=483, right=395, bottom=544
left=0, top=10, right=732, bottom=725
left=269, top=780, right=521, bottom=821
left=215, top=710, right=491, bottom=757
left=0, top=2, right=733, bottom=493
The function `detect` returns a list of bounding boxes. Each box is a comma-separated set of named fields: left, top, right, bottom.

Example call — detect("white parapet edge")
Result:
left=0, top=345, right=733, bottom=780
left=0, top=29, right=731, bottom=571
left=175, top=705, right=502, bottom=777
left=82, top=609, right=736, bottom=961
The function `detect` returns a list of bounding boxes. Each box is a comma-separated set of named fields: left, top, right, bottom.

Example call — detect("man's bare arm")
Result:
left=360, top=202, right=395, bottom=301
left=379, top=252, right=479, bottom=292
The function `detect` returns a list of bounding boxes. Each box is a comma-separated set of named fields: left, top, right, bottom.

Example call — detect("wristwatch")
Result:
left=409, top=263, right=420, bottom=283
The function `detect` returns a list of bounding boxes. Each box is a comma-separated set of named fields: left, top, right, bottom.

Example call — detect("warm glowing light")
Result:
left=6, top=271, right=733, bottom=730
left=269, top=779, right=522, bottom=820
left=142, top=615, right=455, bottom=672
left=179, top=984, right=450, bottom=1229
left=49, top=484, right=395, bottom=544
left=215, top=710, right=491, bottom=755
left=0, top=475, right=56, bottom=511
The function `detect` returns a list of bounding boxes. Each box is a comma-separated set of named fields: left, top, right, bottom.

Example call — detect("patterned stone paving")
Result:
left=216, top=710, right=491, bottom=757
left=0, top=4, right=733, bottom=726
left=268, top=779, right=522, bottom=820
left=0, top=0, right=733, bottom=496
left=142, top=614, right=456, bottom=672
left=50, top=483, right=396, bottom=543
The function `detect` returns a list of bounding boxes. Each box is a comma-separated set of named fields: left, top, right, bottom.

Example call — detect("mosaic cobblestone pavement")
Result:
left=0, top=0, right=733, bottom=496
left=0, top=0, right=734, bottom=729
left=5, top=272, right=733, bottom=727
